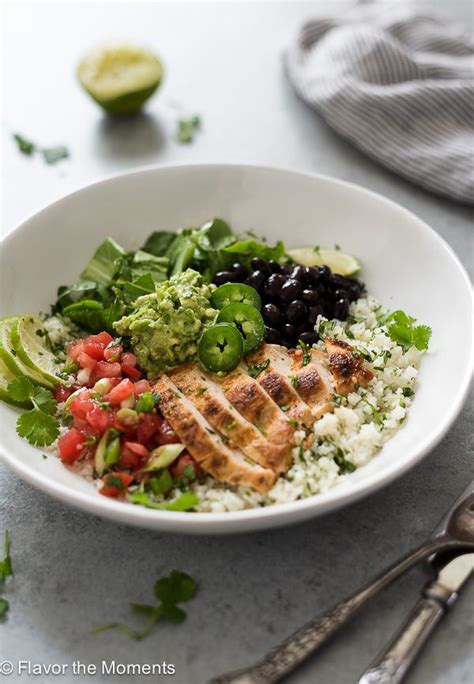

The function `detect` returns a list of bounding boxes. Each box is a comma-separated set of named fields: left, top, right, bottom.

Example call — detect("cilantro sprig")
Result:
left=13, top=133, right=70, bottom=165
left=0, top=530, right=13, bottom=617
left=92, top=570, right=197, bottom=640
left=378, top=310, right=432, bottom=351
left=8, top=377, right=59, bottom=446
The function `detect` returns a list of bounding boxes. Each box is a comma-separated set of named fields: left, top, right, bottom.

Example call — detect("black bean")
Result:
left=251, top=257, right=271, bottom=276
left=328, top=273, right=350, bottom=289
left=308, top=304, right=324, bottom=325
left=279, top=278, right=302, bottom=302
left=282, top=340, right=294, bottom=349
left=265, top=326, right=282, bottom=345
left=268, top=259, right=282, bottom=273
left=264, top=273, right=287, bottom=297
left=296, top=321, right=311, bottom=335
left=286, top=299, right=306, bottom=323
left=214, top=270, right=238, bottom=286
left=231, top=262, right=249, bottom=281
left=283, top=323, right=297, bottom=341
left=262, top=303, right=282, bottom=326
left=301, top=288, right=319, bottom=304
left=304, top=266, right=321, bottom=285
left=348, top=282, right=362, bottom=301
left=299, top=331, right=319, bottom=346
left=318, top=265, right=332, bottom=282
left=333, top=298, right=350, bottom=320
left=245, top=270, right=265, bottom=291
left=290, top=265, right=306, bottom=282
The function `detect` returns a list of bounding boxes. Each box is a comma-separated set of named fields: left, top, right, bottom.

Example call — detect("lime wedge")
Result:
left=10, top=316, right=60, bottom=387
left=287, top=247, right=360, bottom=276
left=77, top=45, right=163, bottom=115
left=0, top=318, right=48, bottom=386
left=0, top=355, right=31, bottom=409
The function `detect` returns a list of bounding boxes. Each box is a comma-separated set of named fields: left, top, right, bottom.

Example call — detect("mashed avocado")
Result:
left=114, top=270, right=217, bottom=376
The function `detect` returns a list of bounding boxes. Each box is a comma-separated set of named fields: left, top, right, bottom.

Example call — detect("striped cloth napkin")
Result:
left=286, top=2, right=474, bottom=204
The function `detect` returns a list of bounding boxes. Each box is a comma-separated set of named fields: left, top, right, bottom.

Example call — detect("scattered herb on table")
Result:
left=0, top=530, right=13, bottom=617
left=13, top=133, right=70, bottom=165
left=92, top=570, right=197, bottom=640
left=176, top=115, right=201, bottom=143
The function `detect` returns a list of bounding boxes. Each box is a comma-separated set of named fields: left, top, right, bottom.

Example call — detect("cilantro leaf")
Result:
left=176, top=115, right=201, bottom=144
left=7, top=377, right=35, bottom=403
left=155, top=570, right=197, bottom=606
left=17, top=407, right=59, bottom=446
left=0, top=530, right=13, bottom=579
left=32, top=387, right=57, bottom=415
left=13, top=133, right=36, bottom=155
left=247, top=359, right=270, bottom=379
left=298, top=339, right=311, bottom=366
left=380, top=310, right=432, bottom=350
left=0, top=597, right=9, bottom=617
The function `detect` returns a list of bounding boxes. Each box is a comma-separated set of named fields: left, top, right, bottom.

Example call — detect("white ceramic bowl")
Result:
left=1, top=164, right=472, bottom=534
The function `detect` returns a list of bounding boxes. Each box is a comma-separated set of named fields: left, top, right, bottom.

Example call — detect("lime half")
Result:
left=10, top=316, right=60, bottom=387
left=78, top=45, right=163, bottom=115
left=287, top=247, right=360, bottom=276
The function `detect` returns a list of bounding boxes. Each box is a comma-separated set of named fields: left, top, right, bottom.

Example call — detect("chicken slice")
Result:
left=153, top=375, right=276, bottom=493
left=324, top=338, right=374, bottom=394
left=246, top=344, right=314, bottom=426
left=287, top=347, right=335, bottom=419
left=209, top=366, right=294, bottom=447
left=168, top=363, right=291, bottom=473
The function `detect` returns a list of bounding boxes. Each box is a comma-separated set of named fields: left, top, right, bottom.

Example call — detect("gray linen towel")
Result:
left=286, top=2, right=474, bottom=204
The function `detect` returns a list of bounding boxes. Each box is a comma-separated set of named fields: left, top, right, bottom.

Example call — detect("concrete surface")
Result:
left=1, top=2, right=473, bottom=684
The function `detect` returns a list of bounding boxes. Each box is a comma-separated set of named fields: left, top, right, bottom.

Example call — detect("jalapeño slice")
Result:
left=216, top=303, right=265, bottom=355
left=211, top=283, right=261, bottom=310
left=198, top=323, right=244, bottom=373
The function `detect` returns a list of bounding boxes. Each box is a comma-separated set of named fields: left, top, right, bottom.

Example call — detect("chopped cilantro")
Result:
left=196, top=386, right=208, bottom=396
left=226, top=419, right=236, bottom=430
left=289, top=374, right=300, bottom=388
left=0, top=530, right=13, bottom=580
left=42, top=146, right=69, bottom=165
left=176, top=115, right=201, bottom=144
left=247, top=359, right=270, bottom=378
left=298, top=339, right=311, bottom=366
left=13, top=133, right=35, bottom=155
left=402, top=387, right=415, bottom=397
left=332, top=393, right=344, bottom=406
left=363, top=400, right=384, bottom=426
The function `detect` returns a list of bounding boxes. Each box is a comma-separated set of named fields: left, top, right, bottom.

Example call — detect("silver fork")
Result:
left=210, top=483, right=474, bottom=684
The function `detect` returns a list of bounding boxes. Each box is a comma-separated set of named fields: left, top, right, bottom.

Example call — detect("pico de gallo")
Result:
left=56, top=331, right=203, bottom=503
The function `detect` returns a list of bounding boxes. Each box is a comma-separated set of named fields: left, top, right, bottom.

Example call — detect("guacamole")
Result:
left=114, top=270, right=217, bottom=376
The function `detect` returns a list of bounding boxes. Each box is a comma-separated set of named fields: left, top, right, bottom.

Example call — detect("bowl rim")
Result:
left=1, top=162, right=472, bottom=533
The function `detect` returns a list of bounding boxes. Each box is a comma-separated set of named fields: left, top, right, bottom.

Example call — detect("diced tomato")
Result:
left=53, top=384, right=73, bottom=403
left=134, top=379, right=151, bottom=395
left=85, top=406, right=111, bottom=435
left=58, top=428, right=88, bottom=464
left=158, top=420, right=180, bottom=445
left=67, top=339, right=85, bottom=362
left=89, top=361, right=122, bottom=383
left=123, top=441, right=149, bottom=457
left=106, top=378, right=135, bottom=406
left=136, top=413, right=162, bottom=443
left=83, top=340, right=105, bottom=361
left=78, top=352, right=98, bottom=369
left=121, top=352, right=137, bottom=367
left=122, top=364, right=141, bottom=380
left=118, top=448, right=140, bottom=469
left=94, top=331, right=114, bottom=347
left=104, top=344, right=122, bottom=362
left=170, top=453, right=203, bottom=479
left=68, top=391, right=95, bottom=419
left=99, top=472, right=133, bottom=498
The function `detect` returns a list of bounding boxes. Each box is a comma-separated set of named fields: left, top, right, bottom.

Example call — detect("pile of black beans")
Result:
left=213, top=258, right=365, bottom=349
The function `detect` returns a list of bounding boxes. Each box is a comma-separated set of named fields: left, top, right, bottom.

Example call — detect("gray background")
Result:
left=1, top=2, right=473, bottom=683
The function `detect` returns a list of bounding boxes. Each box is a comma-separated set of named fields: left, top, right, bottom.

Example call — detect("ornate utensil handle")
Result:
left=210, top=541, right=449, bottom=684
left=358, top=597, right=445, bottom=684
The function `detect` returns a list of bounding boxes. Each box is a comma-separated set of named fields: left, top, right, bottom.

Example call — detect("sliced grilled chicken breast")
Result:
left=288, top=347, right=335, bottom=419
left=246, top=344, right=314, bottom=426
left=153, top=375, right=276, bottom=493
left=324, top=338, right=374, bottom=394
left=209, top=366, right=294, bottom=447
left=168, top=363, right=291, bottom=473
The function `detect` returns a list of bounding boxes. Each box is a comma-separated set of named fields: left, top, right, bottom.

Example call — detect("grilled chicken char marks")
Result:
left=246, top=345, right=314, bottom=426
left=211, top=366, right=295, bottom=447
left=325, top=338, right=374, bottom=394
left=288, top=348, right=334, bottom=419
left=153, top=375, right=276, bottom=493
left=167, top=364, right=291, bottom=473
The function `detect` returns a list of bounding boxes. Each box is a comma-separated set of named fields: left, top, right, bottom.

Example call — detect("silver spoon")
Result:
left=211, top=483, right=474, bottom=684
